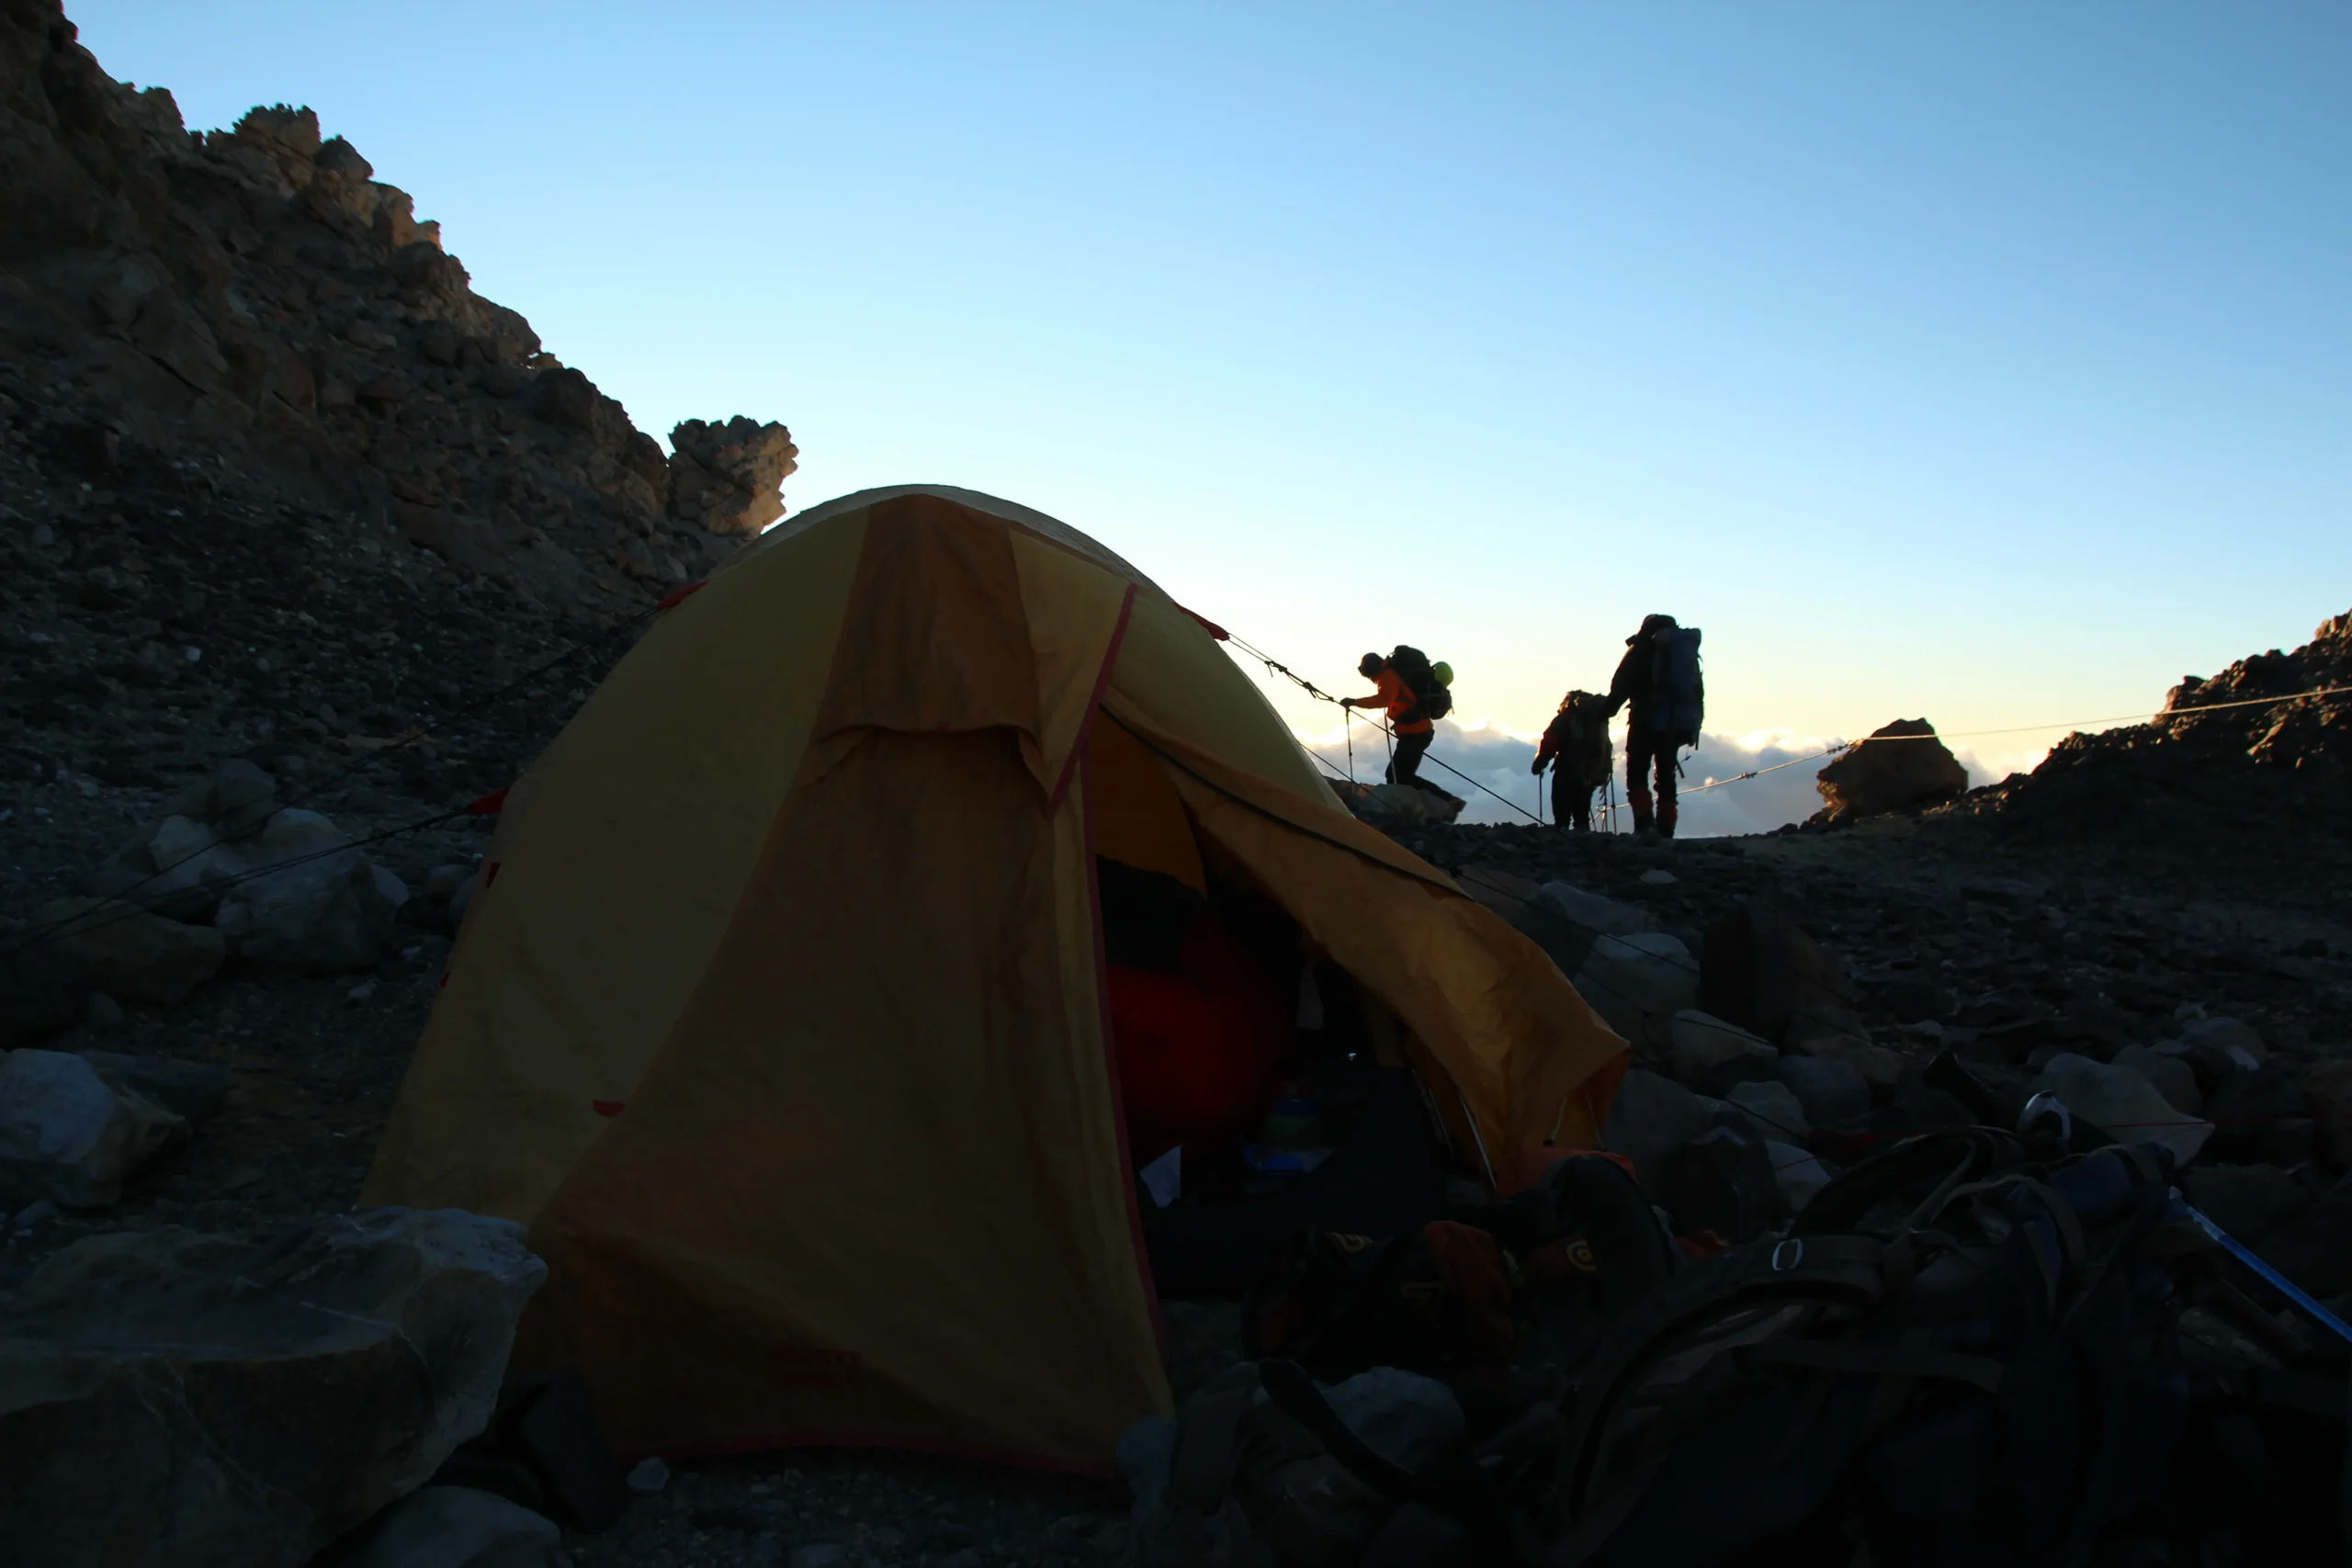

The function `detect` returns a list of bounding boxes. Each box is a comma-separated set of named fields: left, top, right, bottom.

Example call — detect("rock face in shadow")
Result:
left=1813, top=719, right=1967, bottom=825
left=667, top=416, right=799, bottom=537
left=0, top=1208, right=546, bottom=1568
left=1960, top=608, right=2352, bottom=861
left=0, top=0, right=791, bottom=612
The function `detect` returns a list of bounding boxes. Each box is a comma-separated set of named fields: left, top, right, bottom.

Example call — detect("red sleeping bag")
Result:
left=1107, top=915, right=1295, bottom=1164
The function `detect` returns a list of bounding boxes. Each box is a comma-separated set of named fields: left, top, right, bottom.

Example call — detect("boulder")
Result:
left=2183, top=1164, right=2310, bottom=1247
left=0, top=1210, right=546, bottom=1568
left=0, top=1050, right=187, bottom=1209
left=1700, top=903, right=1849, bottom=1045
left=141, top=813, right=252, bottom=919
left=164, top=757, right=279, bottom=835
left=37, top=897, right=224, bottom=1004
left=1512, top=882, right=1657, bottom=976
left=2302, top=1059, right=2352, bottom=1167
left=356, top=1486, right=563, bottom=1568
left=214, top=809, right=401, bottom=972
left=1532, top=883, right=1657, bottom=939
left=1665, top=1010, right=1779, bottom=1098
left=1342, top=782, right=1464, bottom=831
left=1767, top=1140, right=1832, bottom=1217
left=1779, top=1054, right=1871, bottom=1127
left=1725, top=1078, right=1812, bottom=1141
left=666, top=415, right=797, bottom=536
left=1839, top=1043, right=1916, bottom=1103
left=2200, top=1064, right=2306, bottom=1165
left=0, top=929, right=96, bottom=1048
left=1600, top=1067, right=1724, bottom=1201
left=424, top=863, right=474, bottom=901
left=2178, top=1016, right=2267, bottom=1063
left=2113, top=1043, right=2202, bottom=1114
left=1573, top=933, right=1699, bottom=1050
left=1783, top=1004, right=1872, bottom=1055
left=1666, top=1124, right=1779, bottom=1245
left=85, top=814, right=250, bottom=922
left=2031, top=1053, right=2211, bottom=1166
left=1813, top=718, right=1967, bottom=824
left=2256, top=1177, right=2352, bottom=1301
left=76, top=1050, right=232, bottom=1122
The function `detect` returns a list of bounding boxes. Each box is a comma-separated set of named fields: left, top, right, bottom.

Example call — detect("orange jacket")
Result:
left=1356, top=668, right=1432, bottom=735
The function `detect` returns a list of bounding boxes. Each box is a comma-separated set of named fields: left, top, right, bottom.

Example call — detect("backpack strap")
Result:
left=1555, top=1233, right=1895, bottom=1563
left=1257, top=1358, right=1416, bottom=1499
left=1157, top=1365, right=1264, bottom=1565
left=1746, top=1337, right=2006, bottom=1394
left=1164, top=1372, right=1258, bottom=1506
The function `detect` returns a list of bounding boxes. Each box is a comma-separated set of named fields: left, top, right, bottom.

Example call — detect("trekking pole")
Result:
left=1928, top=1051, right=2352, bottom=1347
left=1345, top=708, right=1355, bottom=784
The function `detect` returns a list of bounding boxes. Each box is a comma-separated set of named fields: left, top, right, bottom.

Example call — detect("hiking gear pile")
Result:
left=1125, top=1120, right=2352, bottom=1566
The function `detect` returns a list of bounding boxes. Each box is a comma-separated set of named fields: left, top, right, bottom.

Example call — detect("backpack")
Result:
left=1388, top=646, right=1453, bottom=725
left=1554, top=1128, right=2208, bottom=1568
left=1646, top=627, right=1702, bottom=744
left=1544, top=694, right=1612, bottom=790
left=1244, top=1223, right=1520, bottom=1382
left=1245, top=1156, right=1678, bottom=1395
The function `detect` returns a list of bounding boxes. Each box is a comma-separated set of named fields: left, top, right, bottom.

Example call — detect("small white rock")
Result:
left=347, top=982, right=378, bottom=1001
left=1639, top=868, right=1678, bottom=886
left=624, top=1456, right=670, bottom=1495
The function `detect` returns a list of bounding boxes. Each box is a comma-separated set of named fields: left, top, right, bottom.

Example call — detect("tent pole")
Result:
left=1457, top=1087, right=1499, bottom=1193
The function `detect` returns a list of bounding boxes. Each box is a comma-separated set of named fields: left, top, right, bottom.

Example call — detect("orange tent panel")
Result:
left=363, top=485, right=1627, bottom=1470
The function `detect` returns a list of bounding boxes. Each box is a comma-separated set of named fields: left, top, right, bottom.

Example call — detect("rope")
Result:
left=1813, top=682, right=2352, bottom=745
left=1221, top=634, right=1545, bottom=824
left=1679, top=742, right=1854, bottom=796
left=2, top=804, right=472, bottom=953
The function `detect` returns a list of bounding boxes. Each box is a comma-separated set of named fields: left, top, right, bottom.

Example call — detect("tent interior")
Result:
left=1088, top=710, right=1457, bottom=1291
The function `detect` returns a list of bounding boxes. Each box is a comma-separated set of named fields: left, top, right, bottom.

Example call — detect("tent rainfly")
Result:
left=363, top=484, right=1628, bottom=1471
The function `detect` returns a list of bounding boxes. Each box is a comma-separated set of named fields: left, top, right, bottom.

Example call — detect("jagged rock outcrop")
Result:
left=668, top=415, right=798, bottom=536
left=1962, top=608, right=2352, bottom=858
left=0, top=0, right=792, bottom=613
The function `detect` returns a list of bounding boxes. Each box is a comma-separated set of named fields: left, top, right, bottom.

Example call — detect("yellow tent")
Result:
left=362, top=485, right=1627, bottom=1471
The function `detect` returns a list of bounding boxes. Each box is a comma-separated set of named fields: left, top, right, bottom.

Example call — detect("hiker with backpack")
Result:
left=1604, top=615, right=1703, bottom=839
left=1341, top=648, right=1455, bottom=802
left=1532, top=690, right=1612, bottom=831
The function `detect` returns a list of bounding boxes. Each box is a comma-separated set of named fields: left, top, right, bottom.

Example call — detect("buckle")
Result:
left=1770, top=1238, right=1805, bottom=1272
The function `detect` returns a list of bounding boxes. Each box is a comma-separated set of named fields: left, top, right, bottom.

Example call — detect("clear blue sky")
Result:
left=79, top=2, right=2351, bottom=786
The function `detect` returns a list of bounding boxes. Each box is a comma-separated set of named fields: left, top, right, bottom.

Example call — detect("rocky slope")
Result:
left=1953, top=607, right=2352, bottom=865
left=0, top=0, right=802, bottom=981
left=0, top=0, right=796, bottom=796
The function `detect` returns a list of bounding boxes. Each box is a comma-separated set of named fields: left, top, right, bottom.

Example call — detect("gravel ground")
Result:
left=9, top=750, right=2352, bottom=1565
